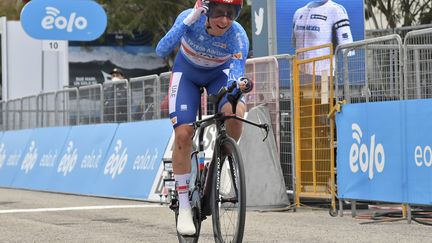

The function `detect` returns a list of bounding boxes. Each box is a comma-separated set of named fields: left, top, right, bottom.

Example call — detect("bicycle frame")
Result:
left=167, top=82, right=269, bottom=242
left=191, top=86, right=270, bottom=208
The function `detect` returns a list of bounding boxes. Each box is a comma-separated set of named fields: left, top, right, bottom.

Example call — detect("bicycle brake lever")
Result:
left=262, top=124, right=269, bottom=142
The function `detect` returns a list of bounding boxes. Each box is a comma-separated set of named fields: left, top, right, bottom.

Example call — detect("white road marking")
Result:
left=0, top=204, right=163, bottom=214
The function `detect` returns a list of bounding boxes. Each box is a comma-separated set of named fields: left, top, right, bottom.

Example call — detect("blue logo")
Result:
left=20, top=0, right=107, bottom=41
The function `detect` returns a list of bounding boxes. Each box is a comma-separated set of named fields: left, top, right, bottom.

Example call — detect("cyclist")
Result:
left=156, top=0, right=252, bottom=236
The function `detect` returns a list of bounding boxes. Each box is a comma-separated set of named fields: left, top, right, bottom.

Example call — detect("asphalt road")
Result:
left=0, top=188, right=430, bottom=243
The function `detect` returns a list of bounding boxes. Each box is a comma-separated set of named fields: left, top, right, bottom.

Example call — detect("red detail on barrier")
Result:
left=176, top=185, right=188, bottom=191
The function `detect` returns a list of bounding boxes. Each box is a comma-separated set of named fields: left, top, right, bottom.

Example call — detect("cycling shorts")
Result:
left=168, top=53, right=244, bottom=128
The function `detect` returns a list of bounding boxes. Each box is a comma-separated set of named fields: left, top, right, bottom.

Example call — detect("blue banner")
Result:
left=251, top=0, right=269, bottom=57
left=0, top=120, right=172, bottom=201
left=405, top=100, right=432, bottom=205
left=337, top=99, right=432, bottom=205
left=21, top=0, right=107, bottom=41
left=48, top=124, right=118, bottom=194
left=0, top=129, right=33, bottom=186
left=12, top=127, right=71, bottom=190
left=92, top=119, right=172, bottom=199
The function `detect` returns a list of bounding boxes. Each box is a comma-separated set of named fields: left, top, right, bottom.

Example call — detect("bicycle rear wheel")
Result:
left=211, top=137, right=246, bottom=243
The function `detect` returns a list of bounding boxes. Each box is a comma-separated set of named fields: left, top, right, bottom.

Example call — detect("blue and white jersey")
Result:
left=156, top=8, right=249, bottom=85
left=292, top=0, right=353, bottom=75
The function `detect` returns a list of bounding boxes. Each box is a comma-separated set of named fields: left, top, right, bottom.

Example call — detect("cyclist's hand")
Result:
left=183, top=7, right=207, bottom=26
left=238, top=77, right=253, bottom=93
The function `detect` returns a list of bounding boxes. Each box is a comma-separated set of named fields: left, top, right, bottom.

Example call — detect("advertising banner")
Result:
left=20, top=0, right=107, bottom=41
left=12, top=127, right=71, bottom=190
left=91, top=119, right=172, bottom=200
left=0, top=129, right=33, bottom=186
left=405, top=100, right=432, bottom=205
left=47, top=124, right=118, bottom=194
left=251, top=0, right=269, bottom=57
left=276, top=0, right=365, bottom=55
left=336, top=101, right=404, bottom=203
left=337, top=99, right=432, bottom=205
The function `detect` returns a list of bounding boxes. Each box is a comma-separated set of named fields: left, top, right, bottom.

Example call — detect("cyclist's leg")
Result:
left=221, top=101, right=246, bottom=141
left=169, top=63, right=201, bottom=235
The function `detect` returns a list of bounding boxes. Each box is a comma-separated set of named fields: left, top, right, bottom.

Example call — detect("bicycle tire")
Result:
left=211, top=137, right=246, bottom=243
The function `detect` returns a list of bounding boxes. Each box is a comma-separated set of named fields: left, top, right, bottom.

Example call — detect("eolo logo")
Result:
left=349, top=123, right=385, bottom=180
left=21, top=0, right=107, bottom=41
left=41, top=7, right=88, bottom=33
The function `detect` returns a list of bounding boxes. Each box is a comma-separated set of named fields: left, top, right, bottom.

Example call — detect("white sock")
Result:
left=175, top=173, right=191, bottom=210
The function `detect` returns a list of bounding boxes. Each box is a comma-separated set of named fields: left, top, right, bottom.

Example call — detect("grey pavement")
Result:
left=0, top=188, right=430, bottom=243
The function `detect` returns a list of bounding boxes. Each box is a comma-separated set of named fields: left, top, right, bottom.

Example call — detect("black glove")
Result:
left=201, top=0, right=210, bottom=12
left=239, top=77, right=254, bottom=93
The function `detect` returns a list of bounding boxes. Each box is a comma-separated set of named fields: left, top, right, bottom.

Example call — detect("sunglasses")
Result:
left=208, top=4, right=239, bottom=20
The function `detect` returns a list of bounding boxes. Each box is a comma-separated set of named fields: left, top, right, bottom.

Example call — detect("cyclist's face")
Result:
left=206, top=4, right=236, bottom=36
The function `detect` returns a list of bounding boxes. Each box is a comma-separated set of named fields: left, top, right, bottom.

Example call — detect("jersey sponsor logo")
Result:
left=296, top=25, right=320, bottom=32
left=170, top=85, right=178, bottom=98
left=310, top=14, right=327, bottom=21
left=342, top=33, right=349, bottom=39
left=181, top=41, right=230, bottom=67
left=212, top=42, right=227, bottom=49
left=233, top=52, right=242, bottom=59
left=334, top=19, right=350, bottom=29
left=171, top=116, right=178, bottom=125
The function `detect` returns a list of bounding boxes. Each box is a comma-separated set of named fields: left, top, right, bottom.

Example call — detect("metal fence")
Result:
left=366, top=24, right=432, bottom=40
left=245, top=56, right=280, bottom=150
left=293, top=44, right=336, bottom=210
left=404, top=28, right=432, bottom=99
left=275, top=54, right=295, bottom=192
left=335, top=34, right=404, bottom=104
left=1, top=28, right=431, bottom=195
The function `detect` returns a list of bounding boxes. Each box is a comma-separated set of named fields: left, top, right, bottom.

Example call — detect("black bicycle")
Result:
left=166, top=81, right=269, bottom=243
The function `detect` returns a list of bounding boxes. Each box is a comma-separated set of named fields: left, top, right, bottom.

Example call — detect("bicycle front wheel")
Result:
left=211, top=137, right=246, bottom=243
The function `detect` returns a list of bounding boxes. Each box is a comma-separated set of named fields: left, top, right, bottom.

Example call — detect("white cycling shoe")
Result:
left=220, top=163, right=235, bottom=198
left=177, top=208, right=196, bottom=235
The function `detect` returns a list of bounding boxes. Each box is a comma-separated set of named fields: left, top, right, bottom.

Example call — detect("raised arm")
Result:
left=156, top=8, right=206, bottom=58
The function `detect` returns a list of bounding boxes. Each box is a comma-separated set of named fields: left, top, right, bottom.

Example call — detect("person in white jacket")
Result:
left=292, top=0, right=353, bottom=75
